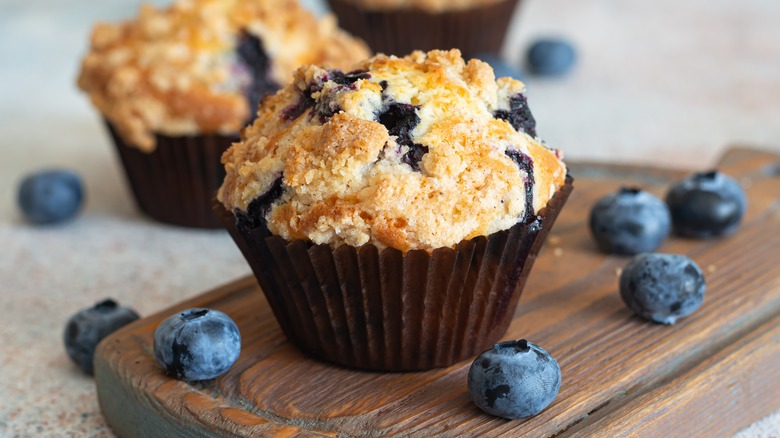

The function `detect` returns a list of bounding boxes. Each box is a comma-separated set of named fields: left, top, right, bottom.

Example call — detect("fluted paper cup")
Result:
left=215, top=176, right=573, bottom=370
left=106, top=122, right=234, bottom=229
left=327, top=0, right=520, bottom=59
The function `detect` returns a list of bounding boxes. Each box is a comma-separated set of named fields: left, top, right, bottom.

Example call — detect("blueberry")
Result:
left=493, top=93, right=537, bottom=137
left=474, top=53, right=525, bottom=81
left=589, top=187, right=671, bottom=255
left=18, top=169, right=84, bottom=225
left=378, top=102, right=420, bottom=148
left=329, top=69, right=371, bottom=85
left=377, top=102, right=428, bottom=171
left=153, top=308, right=241, bottom=381
left=64, top=299, right=140, bottom=375
left=526, top=38, right=576, bottom=76
left=620, top=253, right=706, bottom=325
left=505, top=150, right=535, bottom=222
left=236, top=32, right=279, bottom=120
left=665, top=170, right=747, bottom=238
left=468, top=339, right=561, bottom=419
left=235, top=175, right=284, bottom=230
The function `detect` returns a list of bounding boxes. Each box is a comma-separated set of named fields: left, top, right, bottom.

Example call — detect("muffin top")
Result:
left=77, top=0, right=369, bottom=152
left=333, top=0, right=504, bottom=13
left=218, top=49, right=566, bottom=252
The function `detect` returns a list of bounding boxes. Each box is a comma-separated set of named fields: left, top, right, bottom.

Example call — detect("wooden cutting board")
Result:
left=94, top=147, right=780, bottom=437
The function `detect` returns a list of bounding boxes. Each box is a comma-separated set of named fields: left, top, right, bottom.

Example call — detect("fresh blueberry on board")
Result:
left=665, top=170, right=747, bottom=238
left=153, top=308, right=241, bottom=381
left=468, top=339, right=561, bottom=419
left=473, top=53, right=525, bottom=81
left=64, top=299, right=140, bottom=375
left=18, top=169, right=84, bottom=225
left=589, top=187, right=671, bottom=255
left=619, top=253, right=706, bottom=325
left=526, top=39, right=576, bottom=77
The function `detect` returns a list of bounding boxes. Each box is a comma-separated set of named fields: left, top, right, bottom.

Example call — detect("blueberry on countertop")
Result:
left=526, top=39, right=576, bottom=76
left=620, top=253, right=706, bottom=325
left=468, top=339, right=561, bottom=419
left=665, top=170, right=746, bottom=238
left=64, top=299, right=140, bottom=375
left=153, top=308, right=241, bottom=381
left=474, top=53, right=524, bottom=81
left=18, top=169, right=84, bottom=225
left=589, top=187, right=671, bottom=255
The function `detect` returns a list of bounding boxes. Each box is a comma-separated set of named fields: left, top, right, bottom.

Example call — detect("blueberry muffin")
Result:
left=77, top=0, right=369, bottom=227
left=215, top=49, right=572, bottom=370
left=326, top=0, right=521, bottom=58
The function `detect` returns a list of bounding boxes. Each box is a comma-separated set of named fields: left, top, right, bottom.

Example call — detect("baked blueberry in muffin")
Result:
left=218, top=49, right=567, bottom=252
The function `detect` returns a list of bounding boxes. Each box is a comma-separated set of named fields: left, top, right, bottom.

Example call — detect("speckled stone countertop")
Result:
left=1, top=0, right=778, bottom=436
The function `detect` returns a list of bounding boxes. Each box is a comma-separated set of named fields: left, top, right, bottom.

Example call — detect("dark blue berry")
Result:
left=377, top=102, right=428, bottom=171
left=18, top=169, right=84, bottom=225
left=473, top=53, right=525, bottom=81
left=505, top=150, right=535, bottom=222
left=665, top=170, right=747, bottom=238
left=589, top=187, right=671, bottom=255
left=526, top=38, right=576, bottom=76
left=236, top=32, right=279, bottom=121
left=468, top=339, right=561, bottom=419
left=153, top=308, right=241, bottom=381
left=64, top=299, right=140, bottom=375
left=235, top=176, right=284, bottom=230
left=378, top=102, right=420, bottom=146
left=620, top=253, right=706, bottom=325
left=329, top=69, right=371, bottom=85
left=493, top=93, right=537, bottom=137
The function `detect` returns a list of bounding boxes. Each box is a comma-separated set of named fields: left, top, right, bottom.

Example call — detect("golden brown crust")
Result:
left=77, top=0, right=369, bottom=151
left=218, top=49, right=566, bottom=251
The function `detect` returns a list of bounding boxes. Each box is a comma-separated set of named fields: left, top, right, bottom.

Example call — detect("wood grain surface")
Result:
left=94, top=147, right=780, bottom=437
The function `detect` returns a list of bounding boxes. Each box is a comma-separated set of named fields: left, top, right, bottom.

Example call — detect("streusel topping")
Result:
left=77, top=0, right=369, bottom=151
left=218, top=49, right=566, bottom=251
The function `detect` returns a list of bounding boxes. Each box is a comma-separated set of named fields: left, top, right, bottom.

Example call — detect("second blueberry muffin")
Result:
left=78, top=0, right=369, bottom=227
left=216, top=49, right=571, bottom=370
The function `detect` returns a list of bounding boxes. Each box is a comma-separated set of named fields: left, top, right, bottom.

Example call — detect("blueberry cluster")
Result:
left=588, top=170, right=745, bottom=325
left=590, top=170, right=746, bottom=255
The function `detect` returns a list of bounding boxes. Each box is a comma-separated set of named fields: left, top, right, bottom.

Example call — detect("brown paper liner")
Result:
left=327, top=0, right=520, bottom=58
left=215, top=176, right=573, bottom=370
left=106, top=122, right=234, bottom=229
